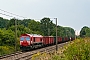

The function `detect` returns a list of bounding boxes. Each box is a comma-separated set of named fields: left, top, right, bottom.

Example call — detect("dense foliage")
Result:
left=0, top=17, right=75, bottom=55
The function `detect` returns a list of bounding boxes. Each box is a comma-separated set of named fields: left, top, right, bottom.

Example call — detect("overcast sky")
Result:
left=0, top=0, right=90, bottom=35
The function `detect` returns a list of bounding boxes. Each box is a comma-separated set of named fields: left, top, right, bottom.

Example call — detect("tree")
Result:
left=0, top=17, right=9, bottom=28
left=56, top=26, right=75, bottom=37
left=28, top=20, right=40, bottom=31
left=86, top=28, right=90, bottom=37
left=64, top=27, right=75, bottom=37
left=57, top=26, right=66, bottom=37
left=0, top=29, right=15, bottom=46
left=80, top=26, right=90, bottom=37
left=40, top=17, right=54, bottom=36
left=6, top=18, right=15, bottom=29
left=2, top=29, right=15, bottom=46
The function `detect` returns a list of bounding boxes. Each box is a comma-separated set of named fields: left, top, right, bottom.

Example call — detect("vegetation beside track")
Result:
left=32, top=37, right=90, bottom=60
left=0, top=46, right=15, bottom=56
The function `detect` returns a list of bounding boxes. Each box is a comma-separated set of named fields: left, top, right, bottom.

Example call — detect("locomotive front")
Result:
left=20, top=34, right=31, bottom=50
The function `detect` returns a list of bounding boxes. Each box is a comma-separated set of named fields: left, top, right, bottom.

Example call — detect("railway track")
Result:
left=0, top=42, right=68, bottom=60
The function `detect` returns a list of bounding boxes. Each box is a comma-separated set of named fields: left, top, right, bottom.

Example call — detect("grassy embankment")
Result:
left=31, top=37, right=90, bottom=60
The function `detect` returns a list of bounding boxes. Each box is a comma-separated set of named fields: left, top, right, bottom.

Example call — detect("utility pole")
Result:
left=55, top=18, right=58, bottom=51
left=15, top=18, right=17, bottom=52
left=48, top=28, right=50, bottom=36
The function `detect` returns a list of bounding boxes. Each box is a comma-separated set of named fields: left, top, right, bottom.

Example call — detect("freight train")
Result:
left=20, top=34, right=74, bottom=51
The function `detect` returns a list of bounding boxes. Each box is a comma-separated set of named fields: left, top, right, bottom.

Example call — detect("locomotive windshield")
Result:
left=20, top=37, right=24, bottom=41
left=26, top=37, right=30, bottom=41
left=20, top=36, right=30, bottom=41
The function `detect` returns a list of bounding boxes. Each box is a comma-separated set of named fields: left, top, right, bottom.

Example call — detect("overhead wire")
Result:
left=0, top=13, right=14, bottom=18
left=0, top=9, right=27, bottom=19
left=0, top=9, right=42, bottom=21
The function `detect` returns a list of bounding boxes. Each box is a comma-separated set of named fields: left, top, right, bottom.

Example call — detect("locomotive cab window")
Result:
left=20, top=37, right=24, bottom=41
left=26, top=37, right=30, bottom=41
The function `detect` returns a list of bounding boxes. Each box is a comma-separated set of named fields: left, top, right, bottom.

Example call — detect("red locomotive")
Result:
left=20, top=34, right=43, bottom=50
left=20, top=34, right=74, bottom=51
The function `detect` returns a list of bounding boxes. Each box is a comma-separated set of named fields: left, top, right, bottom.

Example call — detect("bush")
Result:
left=0, top=46, right=14, bottom=56
left=64, top=38, right=90, bottom=60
